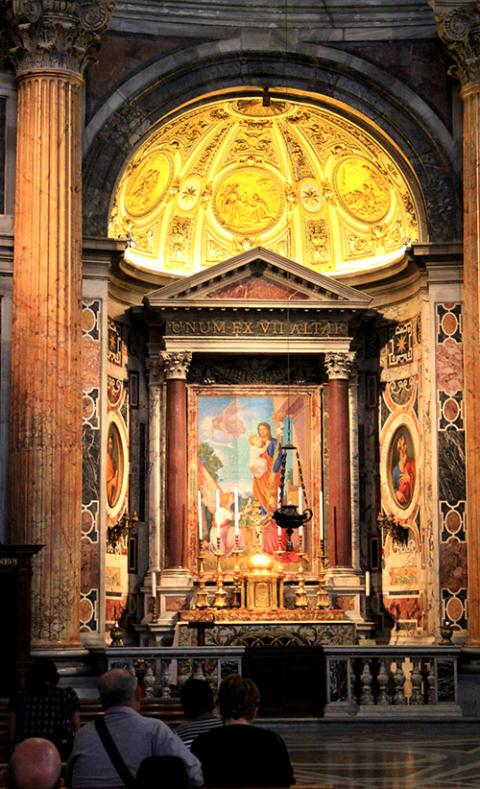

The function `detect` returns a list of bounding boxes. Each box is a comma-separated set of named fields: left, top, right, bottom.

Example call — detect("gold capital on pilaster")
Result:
left=429, top=1, right=480, bottom=86
left=161, top=351, right=192, bottom=380
left=324, top=352, right=356, bottom=380
left=3, top=0, right=116, bottom=75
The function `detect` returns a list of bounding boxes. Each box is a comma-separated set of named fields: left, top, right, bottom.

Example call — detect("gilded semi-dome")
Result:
left=109, top=95, right=420, bottom=277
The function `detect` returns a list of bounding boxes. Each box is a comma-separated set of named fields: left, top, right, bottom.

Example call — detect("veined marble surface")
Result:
left=265, top=721, right=480, bottom=787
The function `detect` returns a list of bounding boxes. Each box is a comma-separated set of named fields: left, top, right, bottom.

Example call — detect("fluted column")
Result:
left=162, top=351, right=192, bottom=569
left=432, top=1, right=480, bottom=644
left=325, top=352, right=355, bottom=568
left=146, top=354, right=164, bottom=576
left=5, top=1, right=115, bottom=646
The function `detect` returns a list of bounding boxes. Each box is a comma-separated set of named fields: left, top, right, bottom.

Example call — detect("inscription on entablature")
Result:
left=166, top=318, right=348, bottom=337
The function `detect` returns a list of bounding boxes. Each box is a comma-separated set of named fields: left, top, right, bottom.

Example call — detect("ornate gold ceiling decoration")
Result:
left=109, top=95, right=420, bottom=277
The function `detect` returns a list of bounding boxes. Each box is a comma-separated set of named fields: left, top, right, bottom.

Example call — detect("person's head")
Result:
left=218, top=675, right=260, bottom=723
left=6, top=738, right=63, bottom=789
left=107, top=434, right=114, bottom=454
left=257, top=422, right=272, bottom=441
left=180, top=678, right=215, bottom=720
left=135, top=756, right=188, bottom=789
left=397, top=434, right=408, bottom=457
left=97, top=668, right=139, bottom=710
left=249, top=434, right=263, bottom=447
left=26, top=658, right=59, bottom=694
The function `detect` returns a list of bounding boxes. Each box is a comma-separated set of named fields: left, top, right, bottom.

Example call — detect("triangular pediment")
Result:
left=144, top=247, right=373, bottom=310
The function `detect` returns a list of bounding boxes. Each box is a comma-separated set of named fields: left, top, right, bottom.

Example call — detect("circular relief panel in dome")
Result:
left=232, top=98, right=289, bottom=117
left=123, top=151, right=172, bottom=217
left=213, top=167, right=284, bottom=235
left=334, top=156, right=391, bottom=223
left=299, top=179, right=323, bottom=213
left=178, top=175, right=202, bottom=212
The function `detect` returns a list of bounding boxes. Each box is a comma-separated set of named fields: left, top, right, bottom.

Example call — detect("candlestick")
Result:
left=198, top=489, right=203, bottom=540
left=365, top=570, right=371, bottom=598
left=277, top=486, right=282, bottom=508
left=298, top=525, right=304, bottom=552
left=299, top=486, right=303, bottom=514
left=215, top=488, right=221, bottom=545
left=319, top=490, right=324, bottom=540
left=234, top=487, right=239, bottom=536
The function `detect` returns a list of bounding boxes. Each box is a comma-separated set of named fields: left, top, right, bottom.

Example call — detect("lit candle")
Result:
left=277, top=524, right=282, bottom=539
left=298, top=487, right=303, bottom=514
left=365, top=570, right=371, bottom=598
left=319, top=490, right=324, bottom=540
left=151, top=571, right=156, bottom=598
left=277, top=486, right=282, bottom=509
left=234, top=487, right=239, bottom=536
left=215, top=488, right=221, bottom=543
left=198, top=489, right=203, bottom=540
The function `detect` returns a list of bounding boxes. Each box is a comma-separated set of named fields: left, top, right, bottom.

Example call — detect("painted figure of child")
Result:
left=248, top=434, right=268, bottom=479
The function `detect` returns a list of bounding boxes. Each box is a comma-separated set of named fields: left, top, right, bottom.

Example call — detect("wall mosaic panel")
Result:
left=81, top=300, right=102, bottom=633
left=436, top=303, right=466, bottom=633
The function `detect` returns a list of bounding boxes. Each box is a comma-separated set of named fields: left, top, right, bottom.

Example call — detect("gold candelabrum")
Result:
left=212, top=537, right=227, bottom=609
left=231, top=533, right=243, bottom=608
left=294, top=529, right=308, bottom=608
left=316, top=538, right=330, bottom=609
left=195, top=540, right=210, bottom=609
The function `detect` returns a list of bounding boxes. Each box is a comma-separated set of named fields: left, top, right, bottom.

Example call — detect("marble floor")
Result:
left=266, top=721, right=480, bottom=788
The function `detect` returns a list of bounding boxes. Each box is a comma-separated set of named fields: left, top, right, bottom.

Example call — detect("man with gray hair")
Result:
left=3, top=738, right=63, bottom=789
left=68, top=669, right=203, bottom=788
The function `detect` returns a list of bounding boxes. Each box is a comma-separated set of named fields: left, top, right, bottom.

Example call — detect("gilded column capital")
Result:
left=146, top=355, right=164, bottom=388
left=161, top=351, right=192, bottom=381
left=429, top=1, right=480, bottom=87
left=3, top=0, right=116, bottom=76
left=324, top=351, right=356, bottom=380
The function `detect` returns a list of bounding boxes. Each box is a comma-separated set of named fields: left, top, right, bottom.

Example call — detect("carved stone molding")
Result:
left=3, top=0, right=116, bottom=75
left=430, top=2, right=480, bottom=86
left=161, top=351, right=192, bottom=380
left=146, top=355, right=164, bottom=388
left=324, top=352, right=356, bottom=380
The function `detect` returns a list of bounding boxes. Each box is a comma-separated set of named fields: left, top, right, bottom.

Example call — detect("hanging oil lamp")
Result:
left=272, top=443, right=312, bottom=550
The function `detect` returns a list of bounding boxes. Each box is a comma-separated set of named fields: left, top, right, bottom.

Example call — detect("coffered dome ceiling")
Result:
left=109, top=95, right=421, bottom=278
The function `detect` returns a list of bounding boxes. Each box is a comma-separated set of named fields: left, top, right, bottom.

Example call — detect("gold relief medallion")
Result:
left=213, top=167, right=284, bottom=235
left=123, top=151, right=171, bottom=217
left=334, top=156, right=391, bottom=223
left=299, top=179, right=323, bottom=213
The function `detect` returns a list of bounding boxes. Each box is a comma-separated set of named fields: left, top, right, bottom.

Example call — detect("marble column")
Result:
left=4, top=2, right=115, bottom=646
left=146, top=354, right=164, bottom=583
left=325, top=352, right=355, bottom=568
left=432, top=2, right=480, bottom=644
left=161, top=351, right=192, bottom=569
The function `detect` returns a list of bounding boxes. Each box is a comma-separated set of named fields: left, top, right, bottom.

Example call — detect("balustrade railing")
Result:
left=324, top=646, right=461, bottom=717
left=104, top=646, right=245, bottom=698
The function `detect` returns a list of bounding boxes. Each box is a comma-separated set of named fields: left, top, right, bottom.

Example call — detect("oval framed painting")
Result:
left=387, top=425, right=416, bottom=510
left=106, top=421, right=124, bottom=511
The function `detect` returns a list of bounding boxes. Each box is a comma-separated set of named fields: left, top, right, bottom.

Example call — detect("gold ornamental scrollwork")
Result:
left=213, top=167, right=284, bottom=236
left=333, top=156, right=391, bottom=223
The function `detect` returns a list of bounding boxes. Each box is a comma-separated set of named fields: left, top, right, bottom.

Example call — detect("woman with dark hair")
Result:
left=9, top=657, right=80, bottom=760
left=191, top=675, right=294, bottom=787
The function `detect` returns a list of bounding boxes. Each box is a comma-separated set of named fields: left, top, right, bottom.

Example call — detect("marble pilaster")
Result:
left=5, top=1, right=115, bottom=646
left=145, top=353, right=164, bottom=608
left=432, top=1, right=480, bottom=644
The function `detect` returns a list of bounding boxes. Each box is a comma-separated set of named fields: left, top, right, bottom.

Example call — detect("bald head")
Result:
left=8, top=738, right=62, bottom=789
left=97, top=668, right=138, bottom=709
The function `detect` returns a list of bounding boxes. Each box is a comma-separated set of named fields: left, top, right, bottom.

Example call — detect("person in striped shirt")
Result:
left=175, top=679, right=223, bottom=749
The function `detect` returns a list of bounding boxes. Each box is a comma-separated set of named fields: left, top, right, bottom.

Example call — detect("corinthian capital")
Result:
left=429, top=1, right=480, bottom=87
left=3, top=0, right=116, bottom=76
left=161, top=351, right=192, bottom=381
left=324, top=352, right=356, bottom=380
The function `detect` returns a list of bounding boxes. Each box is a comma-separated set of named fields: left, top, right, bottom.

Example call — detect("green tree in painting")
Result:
left=199, top=442, right=223, bottom=481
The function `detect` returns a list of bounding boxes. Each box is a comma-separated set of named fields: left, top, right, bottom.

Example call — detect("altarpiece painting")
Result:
left=188, top=386, right=321, bottom=577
